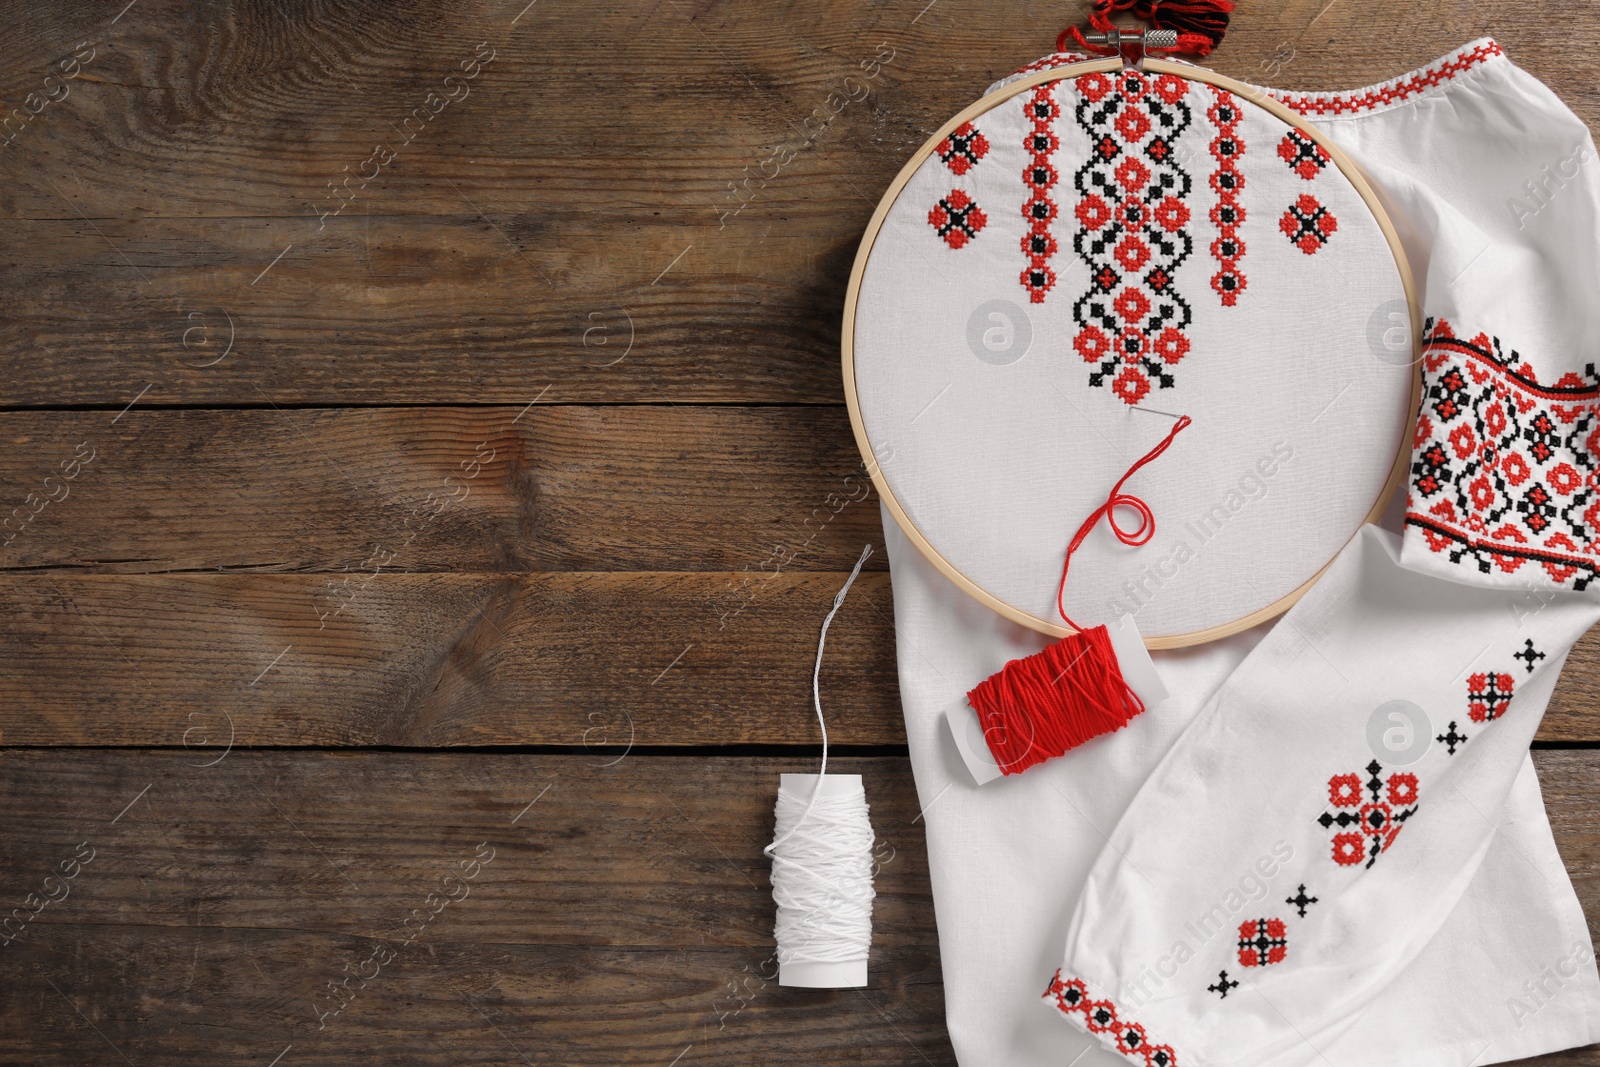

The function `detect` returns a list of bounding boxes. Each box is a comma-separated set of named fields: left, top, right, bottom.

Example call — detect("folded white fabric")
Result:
left=1047, top=526, right=1600, bottom=1067
left=887, top=38, right=1600, bottom=1067
left=887, top=509, right=1600, bottom=1067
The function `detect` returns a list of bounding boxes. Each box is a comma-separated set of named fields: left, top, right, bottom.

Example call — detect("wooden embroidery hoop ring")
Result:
left=841, top=56, right=1423, bottom=650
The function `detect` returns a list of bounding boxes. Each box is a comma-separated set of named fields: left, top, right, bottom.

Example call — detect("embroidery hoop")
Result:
left=842, top=55, right=1422, bottom=649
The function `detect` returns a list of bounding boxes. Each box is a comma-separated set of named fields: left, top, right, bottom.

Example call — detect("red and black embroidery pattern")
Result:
left=1467, top=671, right=1515, bottom=723
left=1044, top=973, right=1179, bottom=1067
left=1021, top=84, right=1062, bottom=302
left=1069, top=69, right=1195, bottom=406
left=937, top=121, right=989, bottom=175
left=1406, top=318, right=1600, bottom=590
left=1319, top=760, right=1418, bottom=868
left=1207, top=87, right=1246, bottom=307
left=1436, top=720, right=1469, bottom=755
left=929, top=189, right=987, bottom=249
left=1280, top=193, right=1336, bottom=254
left=1236, top=918, right=1288, bottom=967
left=1277, top=130, right=1329, bottom=180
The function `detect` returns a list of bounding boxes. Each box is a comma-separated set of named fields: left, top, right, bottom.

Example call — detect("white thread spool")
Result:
left=770, top=772, right=875, bottom=987
left=765, top=544, right=877, bottom=989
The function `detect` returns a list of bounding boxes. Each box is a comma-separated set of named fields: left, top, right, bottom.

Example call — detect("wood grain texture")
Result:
left=0, top=572, right=902, bottom=746
left=0, top=750, right=1597, bottom=1066
left=0, top=406, right=885, bottom=574
left=0, top=753, right=949, bottom=1065
left=3, top=0, right=1600, bottom=1063
left=0, top=1, right=1594, bottom=403
left=6, top=571, right=1600, bottom=746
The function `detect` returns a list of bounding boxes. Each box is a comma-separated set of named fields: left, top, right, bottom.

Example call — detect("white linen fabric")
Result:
left=852, top=45, right=1413, bottom=640
left=886, top=39, right=1600, bottom=1067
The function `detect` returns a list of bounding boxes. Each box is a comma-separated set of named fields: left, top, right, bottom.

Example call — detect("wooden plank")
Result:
left=0, top=752, right=951, bottom=1065
left=1, top=571, right=1597, bottom=746
left=0, top=750, right=1596, bottom=1064
left=0, top=406, right=885, bottom=574
left=0, top=572, right=903, bottom=747
left=2, top=2, right=1596, bottom=404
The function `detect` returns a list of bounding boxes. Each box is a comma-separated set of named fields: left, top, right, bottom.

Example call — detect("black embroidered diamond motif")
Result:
left=1437, top=720, right=1469, bottom=755
left=1514, top=639, right=1547, bottom=674
left=1285, top=884, right=1319, bottom=918
left=1208, top=970, right=1239, bottom=999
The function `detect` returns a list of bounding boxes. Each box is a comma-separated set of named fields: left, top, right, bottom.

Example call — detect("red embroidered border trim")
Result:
left=1405, top=317, right=1600, bottom=591
left=999, top=40, right=1504, bottom=119
left=1044, top=972, right=1179, bottom=1067
left=1271, top=40, right=1504, bottom=116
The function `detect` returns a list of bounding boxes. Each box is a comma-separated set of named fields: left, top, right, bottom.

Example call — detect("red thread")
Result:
left=1057, top=414, right=1192, bottom=631
left=1058, top=0, right=1234, bottom=59
left=966, top=416, right=1192, bottom=775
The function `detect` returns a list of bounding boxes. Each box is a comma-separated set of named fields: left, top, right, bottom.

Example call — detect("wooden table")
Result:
left=1, top=1, right=1596, bottom=1063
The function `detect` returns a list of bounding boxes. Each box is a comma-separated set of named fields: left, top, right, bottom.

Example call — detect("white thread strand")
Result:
left=764, top=544, right=877, bottom=973
left=769, top=781, right=875, bottom=965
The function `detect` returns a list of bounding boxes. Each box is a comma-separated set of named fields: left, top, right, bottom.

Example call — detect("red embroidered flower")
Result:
left=1076, top=72, right=1112, bottom=102
left=928, top=190, right=986, bottom=250
left=1387, top=772, right=1419, bottom=806
left=1024, top=160, right=1059, bottom=191
left=1237, top=917, right=1289, bottom=967
left=1210, top=168, right=1244, bottom=196
left=1021, top=261, right=1056, bottom=303
left=1114, top=157, right=1151, bottom=192
left=1082, top=999, right=1119, bottom=1033
left=1550, top=463, right=1582, bottom=495
left=1211, top=269, right=1245, bottom=302
left=1447, top=423, right=1476, bottom=459
left=1331, top=832, right=1366, bottom=866
left=1280, top=194, right=1337, bottom=254
left=1115, top=105, right=1151, bottom=143
left=1114, top=235, right=1151, bottom=272
left=1022, top=229, right=1058, bottom=260
left=1075, top=326, right=1110, bottom=363
left=1112, top=366, right=1151, bottom=405
left=1154, top=196, right=1190, bottom=232
left=1115, top=1022, right=1149, bottom=1056
left=1503, top=452, right=1531, bottom=486
left=1468, top=474, right=1496, bottom=513
left=1209, top=200, right=1245, bottom=228
left=1328, top=773, right=1362, bottom=808
left=1153, top=327, right=1189, bottom=364
left=1152, top=73, right=1187, bottom=103
left=1025, top=195, right=1058, bottom=226
left=1113, top=287, right=1152, bottom=323
left=936, top=122, right=989, bottom=175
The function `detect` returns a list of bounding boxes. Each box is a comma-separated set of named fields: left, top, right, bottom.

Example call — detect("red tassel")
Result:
left=967, top=624, right=1144, bottom=775
left=967, top=416, right=1191, bottom=775
left=1057, top=0, right=1234, bottom=58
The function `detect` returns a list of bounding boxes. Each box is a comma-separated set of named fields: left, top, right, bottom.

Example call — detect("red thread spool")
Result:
left=967, top=416, right=1191, bottom=774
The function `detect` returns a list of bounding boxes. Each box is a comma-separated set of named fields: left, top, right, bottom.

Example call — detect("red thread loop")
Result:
left=1057, top=0, right=1234, bottom=59
left=1056, top=415, right=1191, bottom=632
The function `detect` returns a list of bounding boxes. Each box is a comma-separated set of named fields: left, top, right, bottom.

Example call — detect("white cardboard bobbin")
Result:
left=945, top=616, right=1170, bottom=785
left=775, top=772, right=871, bottom=989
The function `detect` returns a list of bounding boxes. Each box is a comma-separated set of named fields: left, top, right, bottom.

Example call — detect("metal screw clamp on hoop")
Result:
left=1081, top=28, right=1180, bottom=71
